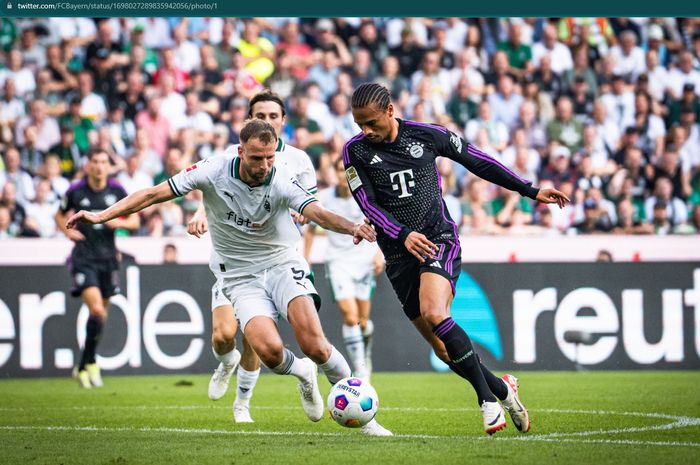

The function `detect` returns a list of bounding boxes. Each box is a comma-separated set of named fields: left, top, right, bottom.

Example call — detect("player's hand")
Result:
left=404, top=232, right=438, bottom=263
left=291, top=211, right=310, bottom=225
left=352, top=221, right=376, bottom=244
left=187, top=215, right=209, bottom=238
left=536, top=188, right=570, bottom=209
left=66, top=210, right=102, bottom=229
left=64, top=228, right=85, bottom=242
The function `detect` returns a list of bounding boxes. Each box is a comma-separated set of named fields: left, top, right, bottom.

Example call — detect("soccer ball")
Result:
left=327, top=377, right=379, bottom=428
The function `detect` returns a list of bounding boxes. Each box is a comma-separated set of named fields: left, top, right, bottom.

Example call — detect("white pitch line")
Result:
left=1, top=424, right=699, bottom=448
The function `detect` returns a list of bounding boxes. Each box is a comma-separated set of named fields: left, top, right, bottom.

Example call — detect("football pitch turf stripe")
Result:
left=1, top=424, right=699, bottom=448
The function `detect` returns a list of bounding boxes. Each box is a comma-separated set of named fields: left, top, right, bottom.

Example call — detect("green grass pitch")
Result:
left=1, top=371, right=699, bottom=464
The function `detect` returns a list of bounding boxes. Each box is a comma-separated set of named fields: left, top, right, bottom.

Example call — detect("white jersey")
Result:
left=317, top=186, right=378, bottom=265
left=223, top=138, right=317, bottom=193
left=168, top=155, right=317, bottom=278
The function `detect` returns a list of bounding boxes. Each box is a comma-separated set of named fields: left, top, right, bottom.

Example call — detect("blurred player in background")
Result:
left=305, top=158, right=384, bottom=379
left=54, top=149, right=139, bottom=388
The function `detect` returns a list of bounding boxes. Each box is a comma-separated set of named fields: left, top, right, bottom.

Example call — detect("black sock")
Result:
left=434, top=317, right=496, bottom=404
left=79, top=315, right=104, bottom=370
left=447, top=353, right=508, bottom=402
left=477, top=355, right=508, bottom=401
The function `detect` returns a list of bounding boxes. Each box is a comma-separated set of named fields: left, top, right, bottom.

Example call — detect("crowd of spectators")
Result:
left=1, top=16, right=700, bottom=240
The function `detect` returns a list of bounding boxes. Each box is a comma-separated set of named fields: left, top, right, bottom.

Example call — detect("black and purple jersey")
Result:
left=342, top=118, right=538, bottom=264
left=60, top=178, right=128, bottom=262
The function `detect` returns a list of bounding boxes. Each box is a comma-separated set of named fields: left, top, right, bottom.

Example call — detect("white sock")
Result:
left=270, top=348, right=310, bottom=382
left=236, top=367, right=260, bottom=402
left=362, top=320, right=374, bottom=338
left=213, top=346, right=237, bottom=366
left=319, top=345, right=351, bottom=384
left=342, top=324, right=366, bottom=374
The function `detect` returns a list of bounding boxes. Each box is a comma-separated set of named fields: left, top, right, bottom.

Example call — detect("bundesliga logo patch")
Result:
left=345, top=166, right=362, bottom=191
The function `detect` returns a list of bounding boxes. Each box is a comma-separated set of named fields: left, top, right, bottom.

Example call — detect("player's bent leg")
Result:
left=338, top=298, right=368, bottom=378
left=358, top=300, right=374, bottom=378
left=209, top=305, right=241, bottom=401
left=288, top=295, right=351, bottom=384
left=244, top=315, right=324, bottom=422
left=419, top=272, right=505, bottom=435
left=234, top=334, right=261, bottom=423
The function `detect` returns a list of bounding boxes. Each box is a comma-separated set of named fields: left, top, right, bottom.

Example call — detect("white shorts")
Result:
left=219, top=257, right=320, bottom=332
left=326, top=260, right=375, bottom=302
left=211, top=278, right=233, bottom=311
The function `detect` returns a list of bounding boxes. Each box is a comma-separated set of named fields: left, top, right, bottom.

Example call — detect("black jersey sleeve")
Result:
left=343, top=141, right=413, bottom=243
left=435, top=129, right=540, bottom=200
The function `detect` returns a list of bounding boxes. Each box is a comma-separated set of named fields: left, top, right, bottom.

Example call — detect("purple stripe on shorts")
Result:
left=467, top=144, right=531, bottom=185
left=435, top=164, right=460, bottom=276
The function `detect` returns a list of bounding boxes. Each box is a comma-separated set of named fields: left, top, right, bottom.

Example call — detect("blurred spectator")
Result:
left=41, top=153, right=70, bottom=199
left=0, top=79, right=26, bottom=132
left=488, top=74, right=524, bottom=130
left=596, top=249, right=614, bottom=262
left=0, top=182, right=33, bottom=236
left=311, top=19, right=352, bottom=67
left=163, top=243, right=178, bottom=263
left=0, top=204, right=12, bottom=238
left=644, top=176, right=688, bottom=226
left=307, top=49, right=341, bottom=100
left=154, top=146, right=183, bottom=186
left=14, top=99, right=60, bottom=153
left=106, top=103, right=136, bottom=157
left=389, top=27, right=425, bottom=79
left=532, top=22, right=573, bottom=75
left=135, top=94, right=171, bottom=158
left=610, top=30, right=646, bottom=80
left=0, top=146, right=35, bottom=204
left=446, top=77, right=478, bottom=129
left=57, top=97, right=94, bottom=154
left=546, top=96, right=583, bottom=152
left=117, top=152, right=153, bottom=195
left=667, top=83, right=700, bottom=126
left=612, top=198, right=653, bottom=234
left=569, top=76, right=595, bottom=121
left=640, top=49, right=668, bottom=102
left=563, top=44, right=599, bottom=97
left=352, top=20, right=389, bottom=68
left=171, top=21, right=200, bottom=74
left=497, top=22, right=532, bottom=78
left=540, top=145, right=576, bottom=188
left=634, top=91, right=666, bottom=158
left=573, top=197, right=614, bottom=234
left=465, top=100, right=508, bottom=150
left=237, top=20, right=275, bottom=84
left=0, top=49, right=36, bottom=97
left=349, top=48, right=376, bottom=89
left=276, top=20, right=314, bottom=81
left=374, top=55, right=411, bottom=101
left=667, top=50, right=700, bottom=100
left=48, top=125, right=82, bottom=179
left=23, top=178, right=59, bottom=237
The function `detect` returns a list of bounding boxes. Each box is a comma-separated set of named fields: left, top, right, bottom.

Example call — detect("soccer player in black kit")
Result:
left=345, top=83, right=569, bottom=435
left=55, top=149, right=139, bottom=388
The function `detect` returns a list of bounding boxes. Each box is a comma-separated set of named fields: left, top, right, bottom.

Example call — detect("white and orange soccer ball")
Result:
left=327, top=377, right=379, bottom=428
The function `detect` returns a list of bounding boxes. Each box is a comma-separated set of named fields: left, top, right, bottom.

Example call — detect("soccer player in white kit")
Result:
left=305, top=158, right=384, bottom=379
left=66, top=119, right=392, bottom=436
left=187, top=90, right=318, bottom=423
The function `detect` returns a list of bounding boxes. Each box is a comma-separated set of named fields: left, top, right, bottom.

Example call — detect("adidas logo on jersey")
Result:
left=429, top=261, right=442, bottom=269
left=370, top=154, right=383, bottom=165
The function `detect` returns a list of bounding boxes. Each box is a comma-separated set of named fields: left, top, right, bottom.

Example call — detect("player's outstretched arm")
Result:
left=535, top=187, right=570, bottom=209
left=301, top=202, right=376, bottom=244
left=66, top=182, right=176, bottom=229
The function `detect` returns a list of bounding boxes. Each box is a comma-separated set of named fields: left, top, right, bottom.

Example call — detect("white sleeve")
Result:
left=167, top=157, right=219, bottom=197
left=280, top=176, right=317, bottom=214
left=297, top=150, right=318, bottom=194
